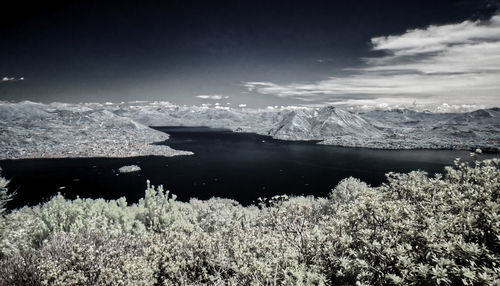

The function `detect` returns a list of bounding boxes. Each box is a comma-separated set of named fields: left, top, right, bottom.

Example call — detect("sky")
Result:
left=0, top=0, right=499, bottom=108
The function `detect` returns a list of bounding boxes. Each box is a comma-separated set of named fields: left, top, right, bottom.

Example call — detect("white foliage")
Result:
left=0, top=159, right=499, bottom=285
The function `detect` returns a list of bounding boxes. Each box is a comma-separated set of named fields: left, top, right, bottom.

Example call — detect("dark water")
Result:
left=1, top=126, right=496, bottom=208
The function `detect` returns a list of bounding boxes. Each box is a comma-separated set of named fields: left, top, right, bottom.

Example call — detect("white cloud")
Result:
left=1, top=77, right=24, bottom=82
left=244, top=14, right=500, bottom=108
left=370, top=16, right=500, bottom=57
left=196, top=94, right=229, bottom=100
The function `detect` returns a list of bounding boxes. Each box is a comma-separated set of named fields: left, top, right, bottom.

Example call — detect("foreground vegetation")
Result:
left=0, top=157, right=499, bottom=285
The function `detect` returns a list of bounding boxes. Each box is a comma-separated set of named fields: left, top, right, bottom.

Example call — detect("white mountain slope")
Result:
left=0, top=101, right=192, bottom=160
left=270, top=106, right=383, bottom=140
left=112, top=102, right=281, bottom=134
left=0, top=101, right=498, bottom=160
left=356, top=108, right=500, bottom=150
left=116, top=102, right=498, bottom=151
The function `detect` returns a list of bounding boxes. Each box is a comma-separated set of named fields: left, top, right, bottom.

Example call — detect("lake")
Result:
left=1, top=126, right=495, bottom=208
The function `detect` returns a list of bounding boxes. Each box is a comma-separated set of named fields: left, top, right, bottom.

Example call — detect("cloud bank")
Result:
left=1, top=77, right=24, bottom=82
left=245, top=15, right=500, bottom=108
left=196, top=94, right=230, bottom=100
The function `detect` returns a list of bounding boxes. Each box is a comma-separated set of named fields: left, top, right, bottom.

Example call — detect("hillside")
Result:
left=1, top=101, right=499, bottom=160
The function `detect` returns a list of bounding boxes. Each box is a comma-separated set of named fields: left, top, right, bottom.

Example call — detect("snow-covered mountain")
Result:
left=0, top=101, right=498, bottom=160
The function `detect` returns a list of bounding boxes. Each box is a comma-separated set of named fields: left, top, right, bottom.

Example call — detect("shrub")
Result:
left=0, top=158, right=498, bottom=285
left=0, top=231, right=153, bottom=286
left=320, top=159, right=500, bottom=285
left=0, top=174, right=13, bottom=217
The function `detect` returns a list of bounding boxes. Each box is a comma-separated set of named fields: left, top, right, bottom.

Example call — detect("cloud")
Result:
left=1, top=77, right=24, bottom=82
left=244, top=14, right=500, bottom=107
left=196, top=94, right=229, bottom=100
left=370, top=16, right=500, bottom=57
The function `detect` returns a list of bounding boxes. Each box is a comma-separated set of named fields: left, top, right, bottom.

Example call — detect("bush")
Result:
left=0, top=159, right=498, bottom=285
left=319, top=159, right=500, bottom=285
left=0, top=231, right=153, bottom=286
left=0, top=174, right=12, bottom=217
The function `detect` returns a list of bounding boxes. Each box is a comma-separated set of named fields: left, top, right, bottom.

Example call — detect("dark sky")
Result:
left=1, top=0, right=498, bottom=107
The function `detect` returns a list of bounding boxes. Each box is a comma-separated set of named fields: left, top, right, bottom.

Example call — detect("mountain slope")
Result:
left=0, top=102, right=192, bottom=159
left=0, top=101, right=498, bottom=160
left=270, top=107, right=383, bottom=140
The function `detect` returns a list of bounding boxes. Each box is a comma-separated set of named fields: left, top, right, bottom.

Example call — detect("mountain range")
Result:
left=0, top=101, right=498, bottom=159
